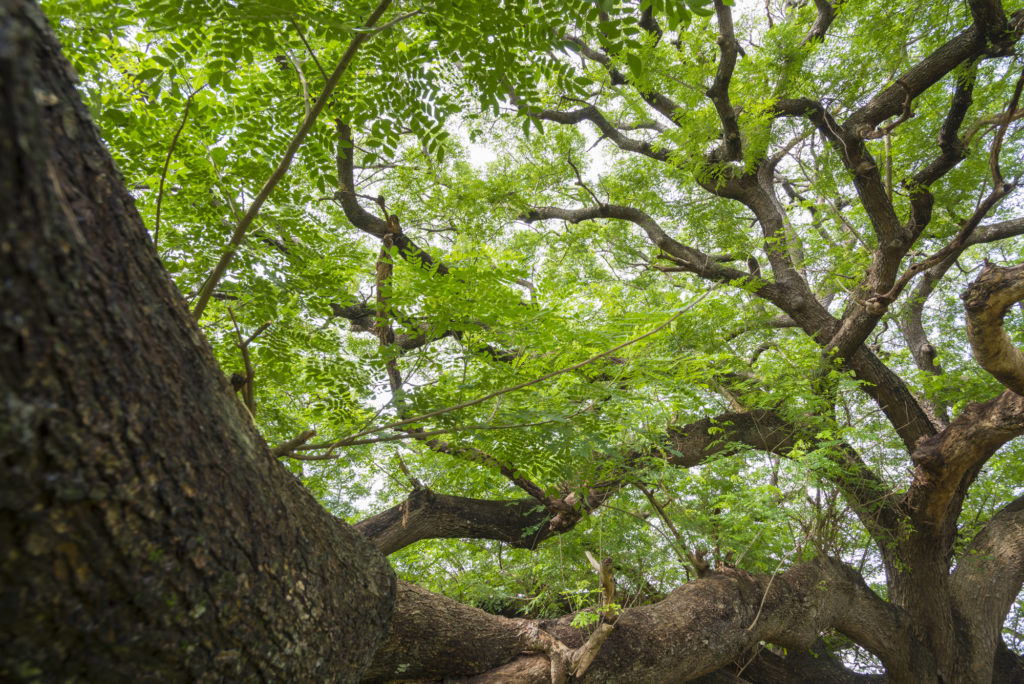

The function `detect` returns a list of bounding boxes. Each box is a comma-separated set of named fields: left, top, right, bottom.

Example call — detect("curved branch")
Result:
left=898, top=217, right=1024, bottom=417
left=964, top=262, right=1024, bottom=394
left=663, top=410, right=899, bottom=541
left=846, top=9, right=1024, bottom=133
left=523, top=202, right=936, bottom=452
left=335, top=121, right=450, bottom=275
left=801, top=0, right=839, bottom=46
left=560, top=35, right=684, bottom=126
left=907, top=390, right=1024, bottom=538
left=522, top=204, right=787, bottom=304
left=354, top=489, right=555, bottom=555
left=189, top=0, right=394, bottom=319
left=905, top=60, right=976, bottom=239
left=364, top=559, right=932, bottom=682
left=708, top=0, right=742, bottom=161
left=521, top=104, right=671, bottom=162
left=354, top=405, right=899, bottom=558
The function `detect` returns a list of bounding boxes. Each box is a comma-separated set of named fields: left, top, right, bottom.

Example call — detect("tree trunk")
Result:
left=7, top=1, right=1024, bottom=682
left=0, top=1, right=394, bottom=680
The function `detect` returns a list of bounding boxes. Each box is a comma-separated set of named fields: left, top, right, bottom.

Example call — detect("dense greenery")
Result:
left=43, top=0, right=1024, bottom=675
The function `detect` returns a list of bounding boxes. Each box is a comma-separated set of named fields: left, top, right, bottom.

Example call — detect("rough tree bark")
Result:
left=0, top=1, right=393, bottom=680
left=7, top=0, right=1024, bottom=682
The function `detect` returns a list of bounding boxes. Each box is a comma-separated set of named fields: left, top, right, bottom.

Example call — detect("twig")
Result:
left=745, top=547, right=796, bottom=632
left=567, top=153, right=603, bottom=206
left=573, top=552, right=617, bottom=678
left=286, top=49, right=311, bottom=117
left=154, top=85, right=204, bottom=247
left=227, top=308, right=271, bottom=416
left=291, top=20, right=327, bottom=81
left=191, top=0, right=394, bottom=320
left=364, top=9, right=422, bottom=34
left=293, top=418, right=565, bottom=454
left=310, top=285, right=719, bottom=449
left=636, top=482, right=692, bottom=566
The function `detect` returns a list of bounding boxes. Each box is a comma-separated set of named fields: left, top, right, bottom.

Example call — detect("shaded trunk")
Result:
left=6, top=1, right=1024, bottom=683
left=0, top=1, right=393, bottom=680
left=364, top=560, right=933, bottom=683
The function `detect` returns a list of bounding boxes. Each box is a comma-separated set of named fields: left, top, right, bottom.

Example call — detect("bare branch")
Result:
left=708, top=0, right=743, bottom=161
left=521, top=103, right=671, bottom=162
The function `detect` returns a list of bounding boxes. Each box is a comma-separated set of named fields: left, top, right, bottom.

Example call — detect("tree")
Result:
left=6, top=0, right=1024, bottom=680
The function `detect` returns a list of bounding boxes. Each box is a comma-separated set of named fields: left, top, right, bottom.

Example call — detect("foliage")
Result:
left=45, top=0, right=1024, bottom=671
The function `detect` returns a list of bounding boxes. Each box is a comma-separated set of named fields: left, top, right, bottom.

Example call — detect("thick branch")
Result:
left=968, top=0, right=1011, bottom=47
left=708, top=0, right=743, bottom=161
left=354, top=489, right=555, bottom=555
left=845, top=11, right=1024, bottom=133
left=951, top=495, right=1024, bottom=682
left=663, top=410, right=899, bottom=541
left=971, top=216, right=1024, bottom=245
left=907, top=390, right=1024, bottom=537
left=364, top=559, right=931, bottom=682
left=964, top=262, right=1024, bottom=394
left=523, top=104, right=671, bottom=162
left=801, top=0, right=838, bottom=46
